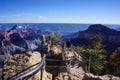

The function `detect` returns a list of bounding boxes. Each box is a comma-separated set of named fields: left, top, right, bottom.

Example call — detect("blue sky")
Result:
left=0, top=0, right=120, bottom=24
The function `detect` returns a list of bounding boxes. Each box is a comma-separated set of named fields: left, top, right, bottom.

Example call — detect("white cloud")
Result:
left=12, top=14, right=22, bottom=17
left=0, top=16, right=8, bottom=18
left=37, top=16, right=44, bottom=19
left=0, top=14, right=46, bottom=23
left=0, top=14, right=22, bottom=18
left=12, top=13, right=32, bottom=17
left=23, top=13, right=32, bottom=16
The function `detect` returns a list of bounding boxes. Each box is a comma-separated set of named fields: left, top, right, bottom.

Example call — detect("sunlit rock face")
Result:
left=50, top=45, right=62, bottom=55
left=3, top=51, right=52, bottom=80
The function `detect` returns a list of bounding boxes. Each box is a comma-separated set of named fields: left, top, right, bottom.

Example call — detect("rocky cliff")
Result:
left=3, top=51, right=52, bottom=80
left=0, top=25, right=41, bottom=55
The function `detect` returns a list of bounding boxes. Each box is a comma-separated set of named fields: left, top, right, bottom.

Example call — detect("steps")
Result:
left=45, top=57, right=67, bottom=80
left=46, top=59, right=65, bottom=66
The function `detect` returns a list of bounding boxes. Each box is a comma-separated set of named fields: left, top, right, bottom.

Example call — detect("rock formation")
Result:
left=50, top=45, right=62, bottom=55
left=0, top=25, right=42, bottom=55
left=3, top=51, right=52, bottom=80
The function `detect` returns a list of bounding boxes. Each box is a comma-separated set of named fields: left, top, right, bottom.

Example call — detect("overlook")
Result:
left=0, top=24, right=120, bottom=80
left=0, top=0, right=120, bottom=79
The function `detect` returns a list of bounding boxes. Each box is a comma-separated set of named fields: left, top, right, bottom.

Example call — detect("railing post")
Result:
left=88, top=56, right=91, bottom=73
left=40, top=67, right=43, bottom=80
left=40, top=54, right=46, bottom=80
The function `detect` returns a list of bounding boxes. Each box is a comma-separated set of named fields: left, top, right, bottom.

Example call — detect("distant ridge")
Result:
left=85, top=24, right=120, bottom=35
left=0, top=25, right=41, bottom=55
left=64, top=24, right=120, bottom=58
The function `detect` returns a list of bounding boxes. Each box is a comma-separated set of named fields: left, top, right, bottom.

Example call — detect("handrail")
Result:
left=8, top=54, right=46, bottom=80
left=62, top=49, right=72, bottom=78
left=69, top=40, right=107, bottom=71
left=68, top=40, right=88, bottom=59
left=73, top=45, right=106, bottom=68
left=72, top=44, right=106, bottom=65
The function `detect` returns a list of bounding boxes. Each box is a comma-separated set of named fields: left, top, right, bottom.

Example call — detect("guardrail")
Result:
left=72, top=45, right=106, bottom=67
left=8, top=54, right=46, bottom=80
left=69, top=40, right=108, bottom=72
left=62, top=49, right=72, bottom=78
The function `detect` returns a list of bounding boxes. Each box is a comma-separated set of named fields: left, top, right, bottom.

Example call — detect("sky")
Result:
left=0, top=0, right=120, bottom=24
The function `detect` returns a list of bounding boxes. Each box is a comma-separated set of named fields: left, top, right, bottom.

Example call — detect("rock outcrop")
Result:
left=50, top=45, right=62, bottom=55
left=3, top=51, right=52, bottom=80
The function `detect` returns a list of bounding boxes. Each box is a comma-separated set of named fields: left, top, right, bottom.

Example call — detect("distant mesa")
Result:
left=87, top=24, right=114, bottom=32
left=79, top=24, right=120, bottom=38
left=85, top=24, right=119, bottom=34
left=87, top=24, right=107, bottom=30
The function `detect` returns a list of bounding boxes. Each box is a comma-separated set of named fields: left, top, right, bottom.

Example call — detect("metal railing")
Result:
left=62, top=49, right=72, bottom=79
left=8, top=54, right=46, bottom=80
left=69, top=41, right=109, bottom=73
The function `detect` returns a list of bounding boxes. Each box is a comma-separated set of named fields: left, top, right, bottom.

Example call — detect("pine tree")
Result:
left=110, top=47, right=120, bottom=76
left=77, top=36, right=107, bottom=75
left=50, top=32, right=60, bottom=45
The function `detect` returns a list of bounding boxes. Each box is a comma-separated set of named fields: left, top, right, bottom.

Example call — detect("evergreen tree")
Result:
left=50, top=32, right=60, bottom=45
left=77, top=36, right=107, bottom=75
left=110, top=47, right=120, bottom=76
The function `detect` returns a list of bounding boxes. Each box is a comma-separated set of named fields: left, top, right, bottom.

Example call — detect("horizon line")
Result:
left=0, top=22, right=120, bottom=25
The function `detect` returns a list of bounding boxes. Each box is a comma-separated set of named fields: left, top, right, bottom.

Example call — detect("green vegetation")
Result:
left=0, top=72, right=2, bottom=80
left=0, top=75, right=2, bottom=80
left=50, top=32, right=60, bottom=45
left=77, top=36, right=107, bottom=75
left=109, top=47, right=120, bottom=76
